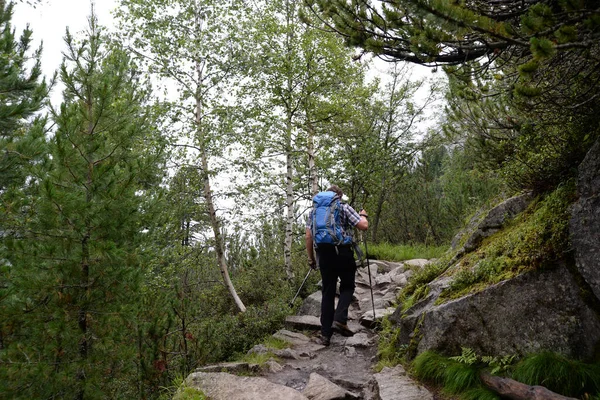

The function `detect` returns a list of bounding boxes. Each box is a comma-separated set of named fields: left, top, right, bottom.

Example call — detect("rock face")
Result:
left=392, top=263, right=600, bottom=360
left=570, top=138, right=600, bottom=301
left=451, top=193, right=532, bottom=258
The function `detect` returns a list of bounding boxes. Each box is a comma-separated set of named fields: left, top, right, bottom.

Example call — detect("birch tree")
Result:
left=116, top=0, right=248, bottom=312
left=242, top=0, right=368, bottom=278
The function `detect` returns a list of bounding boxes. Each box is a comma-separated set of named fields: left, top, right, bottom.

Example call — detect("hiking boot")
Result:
left=333, top=321, right=354, bottom=337
left=316, top=334, right=331, bottom=346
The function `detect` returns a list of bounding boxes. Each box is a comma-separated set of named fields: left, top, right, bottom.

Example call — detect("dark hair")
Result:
left=327, top=185, right=343, bottom=198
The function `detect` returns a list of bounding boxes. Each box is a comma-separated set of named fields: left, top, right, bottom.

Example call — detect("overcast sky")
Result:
left=12, top=0, right=118, bottom=84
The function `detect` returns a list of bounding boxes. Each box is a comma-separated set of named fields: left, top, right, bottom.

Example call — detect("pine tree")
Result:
left=0, top=12, right=164, bottom=398
left=0, top=0, right=47, bottom=215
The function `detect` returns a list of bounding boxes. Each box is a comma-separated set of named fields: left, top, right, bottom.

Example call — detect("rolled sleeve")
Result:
left=344, top=204, right=361, bottom=227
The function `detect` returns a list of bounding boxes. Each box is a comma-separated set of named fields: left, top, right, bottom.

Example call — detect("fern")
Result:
left=450, top=347, right=479, bottom=365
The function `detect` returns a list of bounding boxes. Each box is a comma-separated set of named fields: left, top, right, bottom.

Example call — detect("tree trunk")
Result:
left=480, top=372, right=578, bottom=400
left=195, top=58, right=246, bottom=313
left=283, top=0, right=295, bottom=280
left=307, top=121, right=318, bottom=196
left=372, top=173, right=387, bottom=243
left=284, top=113, right=295, bottom=280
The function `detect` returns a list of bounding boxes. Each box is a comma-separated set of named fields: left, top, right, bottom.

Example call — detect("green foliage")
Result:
left=413, top=350, right=501, bottom=399
left=365, top=242, right=448, bottom=262
left=439, top=183, right=575, bottom=301
left=376, top=317, right=405, bottom=370
left=450, top=347, right=479, bottom=365
left=399, top=257, right=450, bottom=311
left=1, top=13, right=164, bottom=399
left=512, top=352, right=600, bottom=398
left=262, top=336, right=290, bottom=350
left=241, top=351, right=278, bottom=366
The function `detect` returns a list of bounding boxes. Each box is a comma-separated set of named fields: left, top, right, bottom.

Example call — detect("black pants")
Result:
left=317, top=245, right=356, bottom=337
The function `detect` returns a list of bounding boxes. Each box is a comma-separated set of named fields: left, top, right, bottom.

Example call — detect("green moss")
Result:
left=437, top=183, right=576, bottom=302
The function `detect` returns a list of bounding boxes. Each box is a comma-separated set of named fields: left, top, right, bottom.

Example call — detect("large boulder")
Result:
left=391, top=263, right=600, bottom=360
left=570, top=138, right=600, bottom=301
left=184, top=371, right=308, bottom=400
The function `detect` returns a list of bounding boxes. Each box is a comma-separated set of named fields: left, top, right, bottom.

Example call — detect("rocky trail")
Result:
left=180, top=259, right=436, bottom=400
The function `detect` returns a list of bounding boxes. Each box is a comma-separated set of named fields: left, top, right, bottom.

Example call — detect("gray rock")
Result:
left=344, top=346, right=357, bottom=357
left=299, top=291, right=323, bottom=317
left=273, top=329, right=310, bottom=346
left=263, top=360, right=284, bottom=373
left=370, top=366, right=433, bottom=400
left=248, top=344, right=270, bottom=355
left=344, top=332, right=375, bottom=348
left=403, top=259, right=430, bottom=268
left=392, top=264, right=600, bottom=359
left=570, top=138, right=600, bottom=301
left=184, top=372, right=308, bottom=400
left=359, top=307, right=396, bottom=327
left=273, top=348, right=306, bottom=360
left=286, top=315, right=321, bottom=330
left=196, top=362, right=259, bottom=374
left=462, top=193, right=533, bottom=253
left=375, top=273, right=392, bottom=286
left=302, top=373, right=359, bottom=400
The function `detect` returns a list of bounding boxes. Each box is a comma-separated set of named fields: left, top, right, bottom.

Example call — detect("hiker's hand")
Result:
left=359, top=209, right=368, bottom=218
left=309, top=260, right=318, bottom=270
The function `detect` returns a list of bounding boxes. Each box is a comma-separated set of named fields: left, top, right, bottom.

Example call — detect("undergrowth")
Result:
left=413, top=351, right=498, bottom=399
left=512, top=352, right=600, bottom=398
left=413, top=348, right=600, bottom=399
left=375, top=317, right=405, bottom=371
left=364, top=242, right=448, bottom=262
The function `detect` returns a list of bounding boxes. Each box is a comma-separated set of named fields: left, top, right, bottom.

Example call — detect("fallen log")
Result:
left=480, top=372, right=578, bottom=400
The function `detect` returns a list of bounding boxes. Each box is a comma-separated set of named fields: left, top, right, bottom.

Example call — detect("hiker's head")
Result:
left=327, top=185, right=343, bottom=198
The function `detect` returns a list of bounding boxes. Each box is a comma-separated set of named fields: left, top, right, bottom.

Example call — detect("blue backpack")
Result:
left=311, top=191, right=353, bottom=247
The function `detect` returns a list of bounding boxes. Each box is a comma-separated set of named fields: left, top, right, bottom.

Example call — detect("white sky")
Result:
left=12, top=0, right=118, bottom=102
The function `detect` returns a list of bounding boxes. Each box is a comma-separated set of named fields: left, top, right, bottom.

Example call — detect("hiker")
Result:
left=305, top=185, right=369, bottom=346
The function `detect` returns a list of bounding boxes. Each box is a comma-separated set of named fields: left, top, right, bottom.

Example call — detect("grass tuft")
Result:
left=413, top=351, right=448, bottom=384
left=375, top=317, right=405, bottom=371
left=461, top=387, right=500, bottom=400
left=512, top=352, right=600, bottom=397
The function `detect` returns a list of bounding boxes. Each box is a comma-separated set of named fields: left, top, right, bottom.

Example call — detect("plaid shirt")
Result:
left=306, top=203, right=361, bottom=236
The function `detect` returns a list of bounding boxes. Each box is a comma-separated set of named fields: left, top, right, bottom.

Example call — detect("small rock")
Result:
left=359, top=307, right=396, bottom=327
left=403, top=259, right=430, bottom=268
left=263, top=360, right=284, bottom=373
left=273, top=329, right=311, bottom=346
left=344, top=346, right=357, bottom=358
left=371, top=365, right=433, bottom=400
left=285, top=315, right=322, bottom=331
left=344, top=332, right=374, bottom=348
left=302, top=372, right=359, bottom=400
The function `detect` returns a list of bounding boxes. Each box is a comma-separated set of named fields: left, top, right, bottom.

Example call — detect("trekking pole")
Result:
left=363, top=233, right=377, bottom=326
left=289, top=268, right=312, bottom=308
